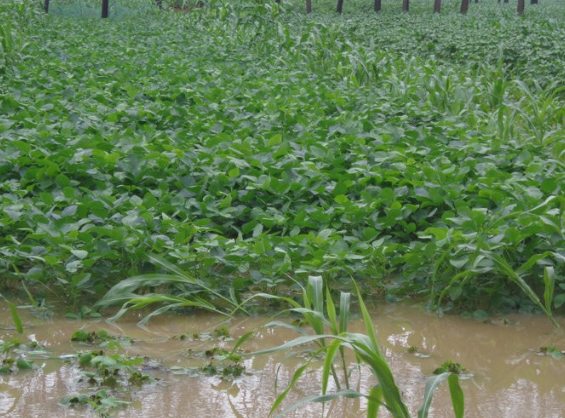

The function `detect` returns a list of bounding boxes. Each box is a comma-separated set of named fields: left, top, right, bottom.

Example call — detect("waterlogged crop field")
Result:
left=2, top=0, right=565, bottom=319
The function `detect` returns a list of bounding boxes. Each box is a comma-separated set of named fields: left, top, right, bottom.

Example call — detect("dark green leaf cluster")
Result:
left=2, top=0, right=565, bottom=316
left=70, top=329, right=133, bottom=346
left=0, top=338, right=44, bottom=373
left=62, top=350, right=155, bottom=416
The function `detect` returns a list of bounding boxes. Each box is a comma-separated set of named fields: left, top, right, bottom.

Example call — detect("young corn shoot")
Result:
left=235, top=277, right=465, bottom=418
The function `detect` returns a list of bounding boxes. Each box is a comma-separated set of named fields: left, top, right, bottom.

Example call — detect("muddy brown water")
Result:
left=1, top=302, right=565, bottom=418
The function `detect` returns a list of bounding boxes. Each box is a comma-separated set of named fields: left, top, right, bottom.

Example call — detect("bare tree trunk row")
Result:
left=282, top=0, right=538, bottom=16
left=374, top=0, right=381, bottom=12
left=517, top=0, right=525, bottom=13
left=101, top=0, right=109, bottom=18
left=460, top=0, right=469, bottom=13
left=336, top=0, right=344, bottom=13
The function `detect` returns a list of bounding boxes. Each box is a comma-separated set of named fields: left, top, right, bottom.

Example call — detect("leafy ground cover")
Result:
left=1, top=0, right=565, bottom=318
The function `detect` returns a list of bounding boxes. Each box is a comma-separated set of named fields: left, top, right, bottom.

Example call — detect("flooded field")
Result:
left=1, top=302, right=564, bottom=418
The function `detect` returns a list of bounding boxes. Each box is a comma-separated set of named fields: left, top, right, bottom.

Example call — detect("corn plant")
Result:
left=510, top=80, right=565, bottom=146
left=233, top=277, right=465, bottom=418
left=233, top=275, right=351, bottom=390
left=95, top=254, right=245, bottom=325
left=484, top=252, right=560, bottom=328
left=0, top=294, right=23, bottom=334
left=3, top=0, right=565, bottom=321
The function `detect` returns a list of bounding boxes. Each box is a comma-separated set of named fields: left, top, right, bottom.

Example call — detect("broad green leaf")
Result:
left=16, top=358, right=33, bottom=371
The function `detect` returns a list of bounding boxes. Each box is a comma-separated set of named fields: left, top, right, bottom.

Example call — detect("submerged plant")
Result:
left=0, top=338, right=46, bottom=374
left=61, top=350, right=156, bottom=416
left=234, top=276, right=465, bottom=418
left=0, top=356, right=34, bottom=373
left=60, top=389, right=130, bottom=417
left=433, top=360, right=464, bottom=375
left=539, top=346, right=564, bottom=359
left=201, top=348, right=244, bottom=379
left=70, top=329, right=133, bottom=347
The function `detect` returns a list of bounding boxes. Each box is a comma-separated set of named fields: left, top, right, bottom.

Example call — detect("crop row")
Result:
left=1, top=0, right=565, bottom=315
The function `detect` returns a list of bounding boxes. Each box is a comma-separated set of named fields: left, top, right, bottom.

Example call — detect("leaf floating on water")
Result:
left=539, top=346, right=564, bottom=359
left=16, top=357, right=33, bottom=370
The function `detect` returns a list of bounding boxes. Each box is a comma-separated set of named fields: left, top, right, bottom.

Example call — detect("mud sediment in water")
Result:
left=1, top=303, right=564, bottom=418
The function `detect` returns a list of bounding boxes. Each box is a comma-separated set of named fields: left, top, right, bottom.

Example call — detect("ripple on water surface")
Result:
left=1, top=302, right=564, bottom=418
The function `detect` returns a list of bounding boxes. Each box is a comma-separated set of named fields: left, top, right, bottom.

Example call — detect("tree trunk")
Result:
left=531, top=0, right=538, bottom=4
left=156, top=0, right=162, bottom=8
left=460, top=0, right=469, bottom=13
left=504, top=0, right=509, bottom=4
left=402, top=0, right=409, bottom=12
left=517, top=0, right=525, bottom=13
left=306, top=0, right=311, bottom=13
left=434, top=0, right=441, bottom=13
left=275, top=0, right=281, bottom=3
left=44, top=0, right=50, bottom=13
left=102, top=0, right=109, bottom=17
left=337, top=0, right=344, bottom=14
left=374, top=0, right=381, bottom=12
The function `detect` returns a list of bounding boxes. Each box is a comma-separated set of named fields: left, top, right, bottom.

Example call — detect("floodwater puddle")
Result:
left=1, top=302, right=565, bottom=418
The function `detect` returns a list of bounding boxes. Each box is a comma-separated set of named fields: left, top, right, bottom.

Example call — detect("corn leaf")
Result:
left=448, top=374, right=465, bottom=418
left=367, top=385, right=383, bottom=418
left=418, top=372, right=452, bottom=418
left=9, top=302, right=23, bottom=334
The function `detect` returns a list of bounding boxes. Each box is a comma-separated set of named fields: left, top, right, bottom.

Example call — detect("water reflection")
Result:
left=1, top=303, right=564, bottom=417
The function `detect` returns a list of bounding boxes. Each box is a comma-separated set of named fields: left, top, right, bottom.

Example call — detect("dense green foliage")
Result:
left=2, top=0, right=565, bottom=317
